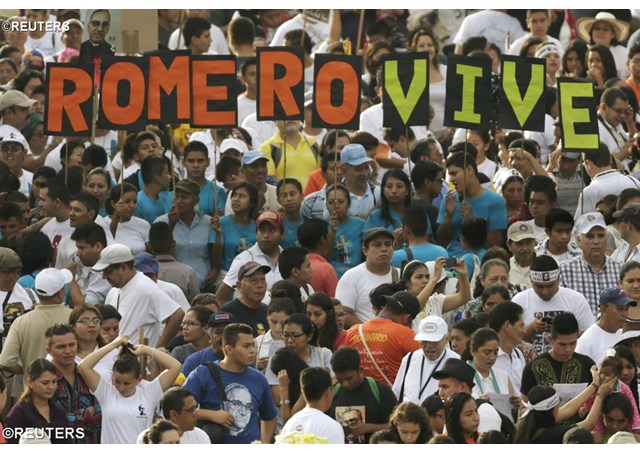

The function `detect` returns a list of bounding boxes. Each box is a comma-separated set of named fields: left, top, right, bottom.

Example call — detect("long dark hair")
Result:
left=69, top=304, right=108, bottom=348
left=562, top=41, right=588, bottom=77
left=380, top=169, right=411, bottom=224
left=514, top=385, right=557, bottom=443
left=389, top=401, right=433, bottom=444
left=307, top=293, right=340, bottom=350
left=270, top=347, right=309, bottom=405
left=19, top=358, right=57, bottom=402
left=445, top=392, right=479, bottom=444
left=230, top=181, right=259, bottom=218
left=589, top=44, right=618, bottom=83
left=614, top=345, right=639, bottom=408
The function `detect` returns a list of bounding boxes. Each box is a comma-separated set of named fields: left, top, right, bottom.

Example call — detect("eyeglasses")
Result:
left=76, top=317, right=102, bottom=325
left=181, top=321, right=205, bottom=328
left=609, top=106, right=631, bottom=115
left=282, top=332, right=306, bottom=340
left=178, top=403, right=200, bottom=414
left=90, top=20, right=109, bottom=28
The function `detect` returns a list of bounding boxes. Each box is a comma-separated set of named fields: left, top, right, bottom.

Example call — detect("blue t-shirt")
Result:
left=461, top=248, right=487, bottom=278
left=135, top=190, right=174, bottom=224
left=329, top=216, right=365, bottom=278
left=181, top=348, right=224, bottom=378
left=183, top=360, right=278, bottom=444
left=363, top=208, right=402, bottom=233
left=391, top=243, right=449, bottom=268
left=213, top=216, right=257, bottom=271
left=198, top=180, right=227, bottom=216
left=281, top=216, right=304, bottom=249
left=436, top=189, right=507, bottom=258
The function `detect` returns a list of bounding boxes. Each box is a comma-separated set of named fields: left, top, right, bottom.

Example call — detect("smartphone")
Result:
left=445, top=257, right=457, bottom=268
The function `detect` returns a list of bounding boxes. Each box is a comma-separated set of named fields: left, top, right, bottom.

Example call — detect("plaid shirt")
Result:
left=53, top=367, right=102, bottom=443
left=559, top=256, right=622, bottom=316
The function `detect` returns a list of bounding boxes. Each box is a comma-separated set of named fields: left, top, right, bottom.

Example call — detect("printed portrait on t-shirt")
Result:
left=533, top=310, right=565, bottom=354
left=224, top=383, right=254, bottom=437
left=335, top=405, right=365, bottom=444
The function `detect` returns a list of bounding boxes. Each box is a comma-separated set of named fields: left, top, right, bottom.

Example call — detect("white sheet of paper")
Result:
left=486, top=393, right=514, bottom=422
left=553, top=383, right=588, bottom=404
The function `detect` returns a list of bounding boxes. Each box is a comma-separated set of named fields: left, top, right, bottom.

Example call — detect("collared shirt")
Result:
left=598, top=112, right=630, bottom=166
left=493, top=346, right=526, bottom=394
left=611, top=241, right=640, bottom=264
left=575, top=169, right=640, bottom=218
left=348, top=184, right=382, bottom=219
left=301, top=185, right=328, bottom=219
left=222, top=243, right=282, bottom=293
left=155, top=211, right=213, bottom=288
left=392, top=348, right=459, bottom=404
left=53, top=367, right=102, bottom=444
left=509, top=256, right=532, bottom=290
left=5, top=399, right=68, bottom=443
left=535, top=237, right=582, bottom=266
left=559, top=255, right=622, bottom=316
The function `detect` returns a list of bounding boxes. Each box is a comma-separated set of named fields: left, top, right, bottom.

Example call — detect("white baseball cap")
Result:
left=414, top=316, right=448, bottom=342
left=35, top=268, right=73, bottom=297
left=92, top=244, right=134, bottom=272
left=576, top=212, right=606, bottom=235
left=0, top=131, right=28, bottom=150
left=219, top=138, right=248, bottom=156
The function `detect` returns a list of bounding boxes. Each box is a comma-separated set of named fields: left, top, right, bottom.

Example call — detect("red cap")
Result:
left=256, top=210, right=284, bottom=229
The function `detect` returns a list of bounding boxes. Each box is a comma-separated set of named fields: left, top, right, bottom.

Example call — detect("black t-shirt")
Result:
left=329, top=377, right=398, bottom=444
left=520, top=352, right=595, bottom=396
left=533, top=424, right=577, bottom=444
left=220, top=298, right=268, bottom=337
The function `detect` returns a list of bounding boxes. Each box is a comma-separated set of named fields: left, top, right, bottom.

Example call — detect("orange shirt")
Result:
left=308, top=253, right=339, bottom=297
left=304, top=168, right=326, bottom=196
left=345, top=318, right=420, bottom=386
left=627, top=78, right=640, bottom=105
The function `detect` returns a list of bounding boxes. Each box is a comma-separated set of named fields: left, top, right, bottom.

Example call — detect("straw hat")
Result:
left=576, top=12, right=630, bottom=43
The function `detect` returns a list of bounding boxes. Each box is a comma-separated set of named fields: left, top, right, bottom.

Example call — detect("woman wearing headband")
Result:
left=514, top=369, right=618, bottom=444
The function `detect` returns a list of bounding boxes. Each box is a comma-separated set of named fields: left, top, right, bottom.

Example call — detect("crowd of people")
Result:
left=2, top=7, right=640, bottom=445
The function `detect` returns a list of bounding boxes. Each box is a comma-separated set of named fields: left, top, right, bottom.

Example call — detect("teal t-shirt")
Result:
left=135, top=190, right=174, bottom=224
left=329, top=216, right=365, bottom=278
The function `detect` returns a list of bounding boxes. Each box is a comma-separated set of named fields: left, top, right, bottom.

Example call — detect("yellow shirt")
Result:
left=260, top=132, right=319, bottom=188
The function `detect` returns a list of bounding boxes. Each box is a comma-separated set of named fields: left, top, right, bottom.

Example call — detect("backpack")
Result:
left=333, top=376, right=381, bottom=405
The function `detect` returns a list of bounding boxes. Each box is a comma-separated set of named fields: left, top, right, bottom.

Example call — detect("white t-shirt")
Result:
left=105, top=272, right=181, bottom=348
left=508, top=33, right=564, bottom=57
left=359, top=103, right=431, bottom=145
left=393, top=348, right=459, bottom=404
left=241, top=113, right=278, bottom=149
left=524, top=220, right=547, bottom=244
left=280, top=407, right=345, bottom=444
left=187, top=130, right=219, bottom=180
left=512, top=286, right=595, bottom=354
left=452, top=10, right=525, bottom=52
left=237, top=95, right=257, bottom=127
left=576, top=170, right=640, bottom=218
left=40, top=218, right=73, bottom=254
left=270, top=14, right=330, bottom=52
left=265, top=345, right=334, bottom=385
left=524, top=114, right=555, bottom=165
left=335, top=263, right=399, bottom=323
left=17, top=170, right=33, bottom=197
left=576, top=323, right=621, bottom=366
left=94, top=376, right=164, bottom=444
left=25, top=31, right=64, bottom=57
left=157, top=279, right=191, bottom=314
left=137, top=426, right=211, bottom=444
left=412, top=293, right=446, bottom=332
left=103, top=216, right=150, bottom=257
left=477, top=158, right=498, bottom=180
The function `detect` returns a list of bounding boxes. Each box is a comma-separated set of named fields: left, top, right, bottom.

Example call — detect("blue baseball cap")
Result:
left=242, top=150, right=268, bottom=167
left=134, top=252, right=159, bottom=276
left=599, top=287, right=638, bottom=307
left=340, top=144, right=372, bottom=167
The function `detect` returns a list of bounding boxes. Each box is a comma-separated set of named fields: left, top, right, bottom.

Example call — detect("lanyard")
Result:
left=470, top=362, right=500, bottom=394
left=419, top=353, right=446, bottom=400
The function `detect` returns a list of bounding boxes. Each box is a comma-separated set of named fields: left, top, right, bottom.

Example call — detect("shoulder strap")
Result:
left=397, top=351, right=414, bottom=402
left=400, top=248, right=414, bottom=272
left=366, top=377, right=381, bottom=405
left=204, top=362, right=227, bottom=403
left=391, top=267, right=399, bottom=283
left=24, top=288, right=37, bottom=307
left=358, top=323, right=393, bottom=387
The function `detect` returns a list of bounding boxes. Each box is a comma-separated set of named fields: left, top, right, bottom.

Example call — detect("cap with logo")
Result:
left=35, top=268, right=73, bottom=297
left=575, top=212, right=606, bottom=235
left=382, top=291, right=420, bottom=319
left=0, top=90, right=37, bottom=112
left=613, top=203, right=640, bottom=222
left=133, top=251, right=160, bottom=276
left=507, top=221, right=536, bottom=242
left=257, top=210, right=284, bottom=229
left=599, top=286, right=638, bottom=307
left=340, top=144, right=372, bottom=167
left=220, top=138, right=249, bottom=156
left=241, top=150, right=268, bottom=167
left=363, top=227, right=394, bottom=245
left=174, top=179, right=200, bottom=197
left=208, top=311, right=237, bottom=327
left=237, top=261, right=271, bottom=281
left=432, top=358, right=476, bottom=388
left=414, top=316, right=448, bottom=342
left=0, top=247, right=21, bottom=271
left=92, top=244, right=135, bottom=272
left=0, top=131, right=28, bottom=150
